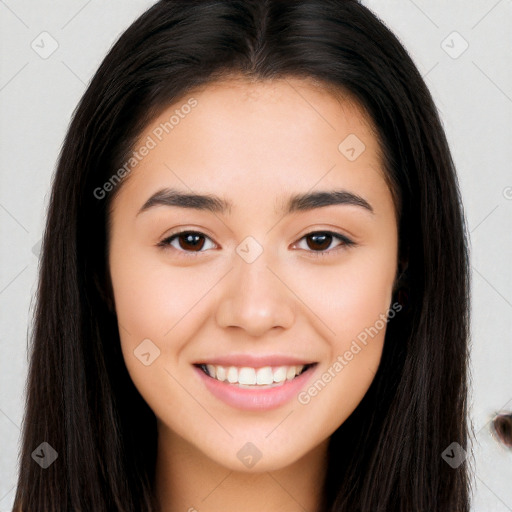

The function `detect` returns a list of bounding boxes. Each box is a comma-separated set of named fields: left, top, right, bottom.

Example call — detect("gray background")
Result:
left=0, top=0, right=511, bottom=510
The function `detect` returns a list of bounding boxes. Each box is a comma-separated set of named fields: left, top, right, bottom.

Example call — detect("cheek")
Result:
left=290, top=244, right=396, bottom=425
left=108, top=243, right=226, bottom=373
left=108, top=245, right=207, bottom=420
left=109, top=243, right=197, bottom=339
left=290, top=245, right=397, bottom=343
left=109, top=259, right=170, bottom=342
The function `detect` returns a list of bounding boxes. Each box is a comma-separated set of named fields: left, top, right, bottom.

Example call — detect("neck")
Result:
left=154, top=422, right=329, bottom=512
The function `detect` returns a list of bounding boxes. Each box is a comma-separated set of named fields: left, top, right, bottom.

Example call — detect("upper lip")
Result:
left=193, top=354, right=316, bottom=368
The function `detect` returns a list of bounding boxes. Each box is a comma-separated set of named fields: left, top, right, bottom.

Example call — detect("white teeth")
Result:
left=206, top=364, right=216, bottom=378
left=287, top=366, right=297, bottom=380
left=227, top=366, right=238, bottom=383
left=216, top=365, right=226, bottom=381
left=256, top=366, right=274, bottom=385
left=273, top=366, right=287, bottom=383
left=203, top=363, right=308, bottom=386
left=238, top=367, right=257, bottom=385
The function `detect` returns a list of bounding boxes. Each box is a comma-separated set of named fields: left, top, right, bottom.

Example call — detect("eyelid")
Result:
left=292, top=231, right=355, bottom=258
left=157, top=229, right=356, bottom=257
left=157, top=229, right=216, bottom=256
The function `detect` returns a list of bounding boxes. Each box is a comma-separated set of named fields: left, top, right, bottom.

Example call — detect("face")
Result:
left=107, top=76, right=399, bottom=472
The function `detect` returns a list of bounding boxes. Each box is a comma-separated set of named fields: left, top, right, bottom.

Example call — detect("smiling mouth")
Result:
left=195, top=363, right=316, bottom=388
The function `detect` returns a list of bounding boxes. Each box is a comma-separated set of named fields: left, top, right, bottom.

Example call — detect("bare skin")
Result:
left=107, top=75, right=399, bottom=512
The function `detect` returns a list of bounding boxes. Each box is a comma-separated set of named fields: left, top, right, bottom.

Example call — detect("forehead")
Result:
left=181, top=75, right=378, bottom=143
left=110, top=75, right=389, bottom=216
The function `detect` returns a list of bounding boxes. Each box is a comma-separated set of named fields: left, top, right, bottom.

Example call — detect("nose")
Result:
left=215, top=251, right=295, bottom=337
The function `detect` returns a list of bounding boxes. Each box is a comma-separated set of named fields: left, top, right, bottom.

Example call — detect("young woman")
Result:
left=13, top=1, right=472, bottom=510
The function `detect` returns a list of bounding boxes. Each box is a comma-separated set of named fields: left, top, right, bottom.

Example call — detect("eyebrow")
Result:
left=136, top=187, right=374, bottom=216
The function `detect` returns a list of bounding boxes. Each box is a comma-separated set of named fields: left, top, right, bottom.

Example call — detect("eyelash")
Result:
left=157, top=230, right=356, bottom=258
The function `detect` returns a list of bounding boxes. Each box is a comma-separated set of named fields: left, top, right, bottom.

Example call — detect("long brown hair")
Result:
left=13, top=1, right=472, bottom=510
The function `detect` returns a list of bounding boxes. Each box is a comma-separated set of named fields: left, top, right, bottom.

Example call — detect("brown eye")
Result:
left=295, top=231, right=355, bottom=257
left=306, top=233, right=335, bottom=251
left=176, top=232, right=206, bottom=251
left=159, top=231, right=215, bottom=254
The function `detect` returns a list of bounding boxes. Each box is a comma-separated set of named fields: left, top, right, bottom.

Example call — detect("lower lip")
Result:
left=194, top=365, right=317, bottom=411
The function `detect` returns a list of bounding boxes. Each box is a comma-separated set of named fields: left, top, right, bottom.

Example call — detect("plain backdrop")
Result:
left=0, top=1, right=511, bottom=510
